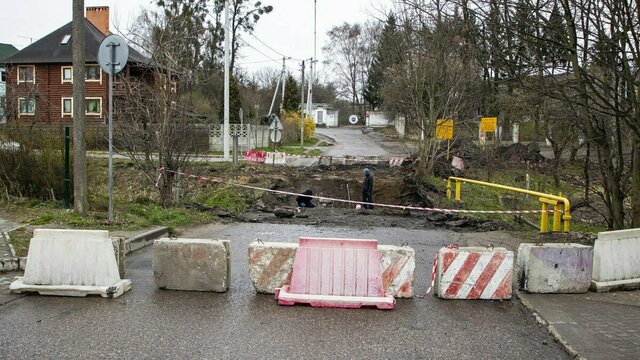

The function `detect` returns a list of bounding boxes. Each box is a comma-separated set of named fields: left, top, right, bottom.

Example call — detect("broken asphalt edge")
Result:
left=516, top=291, right=584, bottom=360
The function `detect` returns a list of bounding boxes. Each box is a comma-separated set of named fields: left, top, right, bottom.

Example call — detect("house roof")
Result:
left=0, top=43, right=19, bottom=62
left=3, top=19, right=148, bottom=65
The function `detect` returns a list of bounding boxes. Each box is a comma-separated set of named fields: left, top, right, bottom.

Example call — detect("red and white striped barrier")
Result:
left=388, top=157, right=405, bottom=167
left=243, top=150, right=266, bottom=163
left=434, top=246, right=514, bottom=300
left=248, top=242, right=415, bottom=298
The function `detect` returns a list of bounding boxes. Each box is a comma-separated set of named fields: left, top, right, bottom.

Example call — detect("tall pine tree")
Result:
left=364, top=14, right=401, bottom=110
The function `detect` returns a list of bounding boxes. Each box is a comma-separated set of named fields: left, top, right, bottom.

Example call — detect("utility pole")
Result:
left=72, top=0, right=88, bottom=216
left=280, top=56, right=286, bottom=116
left=314, top=0, right=317, bottom=76
left=307, top=59, right=316, bottom=122
left=300, top=60, right=305, bottom=148
left=223, top=0, right=230, bottom=160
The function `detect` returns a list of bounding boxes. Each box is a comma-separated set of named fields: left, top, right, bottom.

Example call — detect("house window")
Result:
left=85, top=65, right=101, bottom=82
left=62, top=98, right=73, bottom=116
left=61, top=34, right=71, bottom=45
left=62, top=66, right=73, bottom=83
left=86, top=97, right=102, bottom=115
left=18, top=98, right=36, bottom=115
left=18, top=65, right=35, bottom=83
left=1, top=71, right=6, bottom=83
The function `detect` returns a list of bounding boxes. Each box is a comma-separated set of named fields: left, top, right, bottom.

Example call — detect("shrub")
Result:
left=280, top=110, right=315, bottom=144
left=0, top=124, right=68, bottom=201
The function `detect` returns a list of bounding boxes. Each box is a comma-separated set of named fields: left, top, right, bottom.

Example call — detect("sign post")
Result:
left=435, top=119, right=454, bottom=160
left=98, top=34, right=128, bottom=222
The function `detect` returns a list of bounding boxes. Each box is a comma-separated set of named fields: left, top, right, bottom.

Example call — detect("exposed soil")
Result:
left=196, top=137, right=606, bottom=244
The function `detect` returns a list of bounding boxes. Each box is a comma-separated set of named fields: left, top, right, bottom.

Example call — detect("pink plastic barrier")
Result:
left=275, top=237, right=395, bottom=309
left=243, top=150, right=266, bottom=163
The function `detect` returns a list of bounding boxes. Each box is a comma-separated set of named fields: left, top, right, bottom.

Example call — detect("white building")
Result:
left=306, top=103, right=339, bottom=128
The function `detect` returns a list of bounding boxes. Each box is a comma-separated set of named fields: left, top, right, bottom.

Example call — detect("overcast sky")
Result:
left=0, top=0, right=388, bottom=75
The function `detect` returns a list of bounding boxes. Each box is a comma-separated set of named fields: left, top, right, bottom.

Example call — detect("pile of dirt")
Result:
left=202, top=163, right=521, bottom=232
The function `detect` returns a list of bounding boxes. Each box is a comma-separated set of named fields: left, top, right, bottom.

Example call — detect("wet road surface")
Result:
left=316, top=128, right=388, bottom=157
left=0, top=224, right=570, bottom=359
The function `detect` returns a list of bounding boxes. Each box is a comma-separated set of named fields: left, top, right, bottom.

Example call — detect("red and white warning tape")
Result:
left=155, top=168, right=560, bottom=215
left=423, top=244, right=459, bottom=298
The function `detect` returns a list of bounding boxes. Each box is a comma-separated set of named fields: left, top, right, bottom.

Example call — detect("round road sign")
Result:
left=270, top=129, right=282, bottom=143
left=98, top=34, right=129, bottom=75
left=348, top=114, right=358, bottom=125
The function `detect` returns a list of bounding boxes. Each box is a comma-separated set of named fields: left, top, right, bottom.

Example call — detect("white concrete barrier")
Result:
left=435, top=246, right=513, bottom=300
left=592, top=228, right=640, bottom=292
left=10, top=229, right=131, bottom=298
left=153, top=238, right=230, bottom=292
left=248, top=241, right=415, bottom=298
left=517, top=243, right=592, bottom=293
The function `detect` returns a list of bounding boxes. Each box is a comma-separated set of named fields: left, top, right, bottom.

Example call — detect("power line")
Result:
left=205, top=10, right=303, bottom=67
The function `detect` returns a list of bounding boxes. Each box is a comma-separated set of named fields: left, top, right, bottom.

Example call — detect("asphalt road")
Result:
left=0, top=223, right=570, bottom=359
left=316, top=127, right=388, bottom=157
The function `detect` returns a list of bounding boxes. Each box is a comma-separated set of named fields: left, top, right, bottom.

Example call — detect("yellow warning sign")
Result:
left=435, top=119, right=454, bottom=140
left=481, top=117, right=497, bottom=132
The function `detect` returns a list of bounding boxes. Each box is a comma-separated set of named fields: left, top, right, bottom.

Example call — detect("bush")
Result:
left=0, top=124, right=68, bottom=201
left=280, top=110, right=315, bottom=145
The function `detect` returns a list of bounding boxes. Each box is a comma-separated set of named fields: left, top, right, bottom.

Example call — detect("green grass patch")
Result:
left=8, top=228, right=31, bottom=257
left=196, top=186, right=252, bottom=215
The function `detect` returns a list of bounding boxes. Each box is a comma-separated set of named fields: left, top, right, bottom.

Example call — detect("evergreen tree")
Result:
left=364, top=14, right=401, bottom=110
left=282, top=74, right=299, bottom=112
left=542, top=4, right=569, bottom=74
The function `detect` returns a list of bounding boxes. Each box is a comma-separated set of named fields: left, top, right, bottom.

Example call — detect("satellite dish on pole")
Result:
left=348, top=114, right=358, bottom=125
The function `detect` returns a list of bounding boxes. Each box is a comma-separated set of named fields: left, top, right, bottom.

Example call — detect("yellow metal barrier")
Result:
left=446, top=176, right=571, bottom=232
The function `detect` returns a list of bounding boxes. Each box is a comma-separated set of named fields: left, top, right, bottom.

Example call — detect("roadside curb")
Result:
left=1, top=225, right=27, bottom=272
left=124, top=226, right=169, bottom=254
left=516, top=292, right=584, bottom=359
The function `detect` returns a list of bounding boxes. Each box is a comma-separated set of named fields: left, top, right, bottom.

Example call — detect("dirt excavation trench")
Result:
left=216, top=164, right=515, bottom=233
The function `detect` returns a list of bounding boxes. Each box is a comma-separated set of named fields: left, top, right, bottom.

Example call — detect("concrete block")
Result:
left=517, top=243, right=592, bottom=293
left=0, top=257, right=20, bottom=272
left=379, top=245, right=415, bottom=298
left=319, top=156, right=333, bottom=166
left=153, top=238, right=230, bottom=292
left=592, top=228, right=640, bottom=292
left=435, top=246, right=513, bottom=300
left=248, top=241, right=415, bottom=298
left=248, top=242, right=297, bottom=294
left=10, top=229, right=131, bottom=298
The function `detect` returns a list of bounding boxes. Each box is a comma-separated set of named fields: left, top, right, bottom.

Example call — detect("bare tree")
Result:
left=116, top=10, right=207, bottom=206
left=383, top=2, right=481, bottom=176
left=323, top=21, right=380, bottom=114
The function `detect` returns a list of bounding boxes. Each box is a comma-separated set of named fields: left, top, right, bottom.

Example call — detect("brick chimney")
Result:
left=86, top=6, right=110, bottom=36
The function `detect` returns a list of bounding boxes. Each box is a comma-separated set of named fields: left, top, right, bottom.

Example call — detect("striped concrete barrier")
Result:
left=592, top=228, right=640, bottom=292
left=248, top=241, right=415, bottom=298
left=435, top=246, right=513, bottom=300
left=517, top=243, right=592, bottom=293
left=153, top=238, right=230, bottom=292
left=10, top=229, right=131, bottom=298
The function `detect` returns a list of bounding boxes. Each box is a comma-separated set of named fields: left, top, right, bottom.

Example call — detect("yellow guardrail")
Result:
left=446, top=176, right=571, bottom=232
